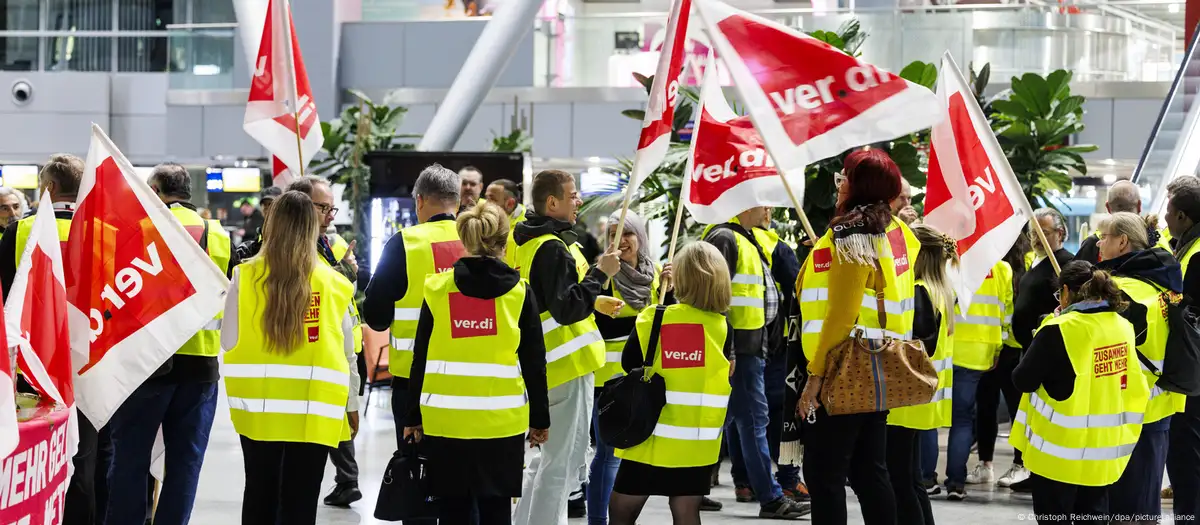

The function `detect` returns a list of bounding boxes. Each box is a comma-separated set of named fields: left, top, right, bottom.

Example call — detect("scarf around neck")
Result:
left=613, top=253, right=656, bottom=311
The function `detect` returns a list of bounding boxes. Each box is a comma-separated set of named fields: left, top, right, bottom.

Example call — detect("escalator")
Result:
left=1132, top=26, right=1200, bottom=214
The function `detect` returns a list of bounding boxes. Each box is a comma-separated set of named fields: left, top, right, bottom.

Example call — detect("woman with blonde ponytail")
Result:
left=885, top=224, right=958, bottom=525
left=402, top=201, right=550, bottom=524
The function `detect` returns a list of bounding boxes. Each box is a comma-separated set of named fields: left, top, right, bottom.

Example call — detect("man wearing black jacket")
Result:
left=511, top=170, right=620, bottom=525
left=1164, top=183, right=1200, bottom=521
left=1012, top=208, right=1075, bottom=350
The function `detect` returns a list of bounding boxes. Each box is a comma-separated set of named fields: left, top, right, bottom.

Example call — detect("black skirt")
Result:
left=612, top=459, right=713, bottom=497
left=423, top=433, right=526, bottom=498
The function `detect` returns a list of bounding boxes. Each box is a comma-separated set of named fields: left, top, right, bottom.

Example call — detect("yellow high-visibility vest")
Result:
left=330, top=234, right=349, bottom=262
left=953, top=261, right=1009, bottom=370
left=169, top=204, right=231, bottom=358
left=419, top=270, right=529, bottom=439
left=390, top=221, right=465, bottom=378
left=888, top=280, right=954, bottom=430
left=702, top=219, right=765, bottom=331
left=614, top=304, right=731, bottom=467
left=595, top=264, right=661, bottom=385
left=14, top=215, right=70, bottom=266
left=1112, top=276, right=1185, bottom=423
left=223, top=259, right=355, bottom=448
left=1009, top=310, right=1149, bottom=486
left=516, top=234, right=604, bottom=388
left=503, top=204, right=527, bottom=267
left=320, top=233, right=363, bottom=355
left=799, top=219, right=920, bottom=364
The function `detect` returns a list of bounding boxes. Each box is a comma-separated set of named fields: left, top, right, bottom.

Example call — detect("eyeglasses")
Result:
left=834, top=173, right=847, bottom=189
left=1053, top=290, right=1062, bottom=302
left=314, top=203, right=339, bottom=216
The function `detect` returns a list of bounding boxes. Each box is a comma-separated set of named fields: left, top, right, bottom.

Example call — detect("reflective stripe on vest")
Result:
left=1008, top=310, right=1149, bottom=486
left=952, top=262, right=1007, bottom=370
left=419, top=271, right=529, bottom=439
left=798, top=219, right=919, bottom=364
left=170, top=206, right=231, bottom=358
left=595, top=264, right=661, bottom=384
left=889, top=281, right=955, bottom=430
left=615, top=304, right=731, bottom=468
left=390, top=221, right=464, bottom=378
left=1111, top=275, right=1185, bottom=423
left=224, top=259, right=354, bottom=448
left=14, top=215, right=70, bottom=267
left=702, top=220, right=765, bottom=330
left=517, top=234, right=605, bottom=388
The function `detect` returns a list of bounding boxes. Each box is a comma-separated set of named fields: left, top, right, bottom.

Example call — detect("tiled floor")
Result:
left=185, top=389, right=1179, bottom=524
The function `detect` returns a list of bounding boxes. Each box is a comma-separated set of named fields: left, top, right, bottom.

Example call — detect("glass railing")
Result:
left=1133, top=17, right=1200, bottom=214
left=165, top=23, right=237, bottom=90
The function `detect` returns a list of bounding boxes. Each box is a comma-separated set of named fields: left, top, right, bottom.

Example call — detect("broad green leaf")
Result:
left=1051, top=95, right=1085, bottom=120
left=990, top=99, right=1034, bottom=121
left=622, top=109, right=646, bottom=121
left=1014, top=73, right=1051, bottom=117
left=1046, top=69, right=1072, bottom=102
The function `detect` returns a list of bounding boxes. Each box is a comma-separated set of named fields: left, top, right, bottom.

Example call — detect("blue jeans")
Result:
left=106, top=380, right=218, bottom=525
left=587, top=391, right=619, bottom=525
left=726, top=355, right=783, bottom=505
left=945, top=367, right=983, bottom=487
left=919, top=429, right=938, bottom=483
left=730, top=353, right=800, bottom=489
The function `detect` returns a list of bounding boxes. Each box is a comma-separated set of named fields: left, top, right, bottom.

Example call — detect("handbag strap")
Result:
left=869, top=259, right=888, bottom=331
left=643, top=305, right=669, bottom=370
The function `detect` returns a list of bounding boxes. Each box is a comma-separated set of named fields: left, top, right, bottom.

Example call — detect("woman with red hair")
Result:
left=795, top=149, right=920, bottom=525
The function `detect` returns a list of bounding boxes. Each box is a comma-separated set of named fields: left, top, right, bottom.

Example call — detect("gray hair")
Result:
left=413, top=163, right=460, bottom=206
left=609, top=209, right=651, bottom=264
left=1106, top=180, right=1140, bottom=213
left=1034, top=207, right=1067, bottom=236
left=0, top=187, right=25, bottom=215
left=286, top=175, right=331, bottom=197
left=1169, top=176, right=1200, bottom=199
left=149, top=162, right=191, bottom=200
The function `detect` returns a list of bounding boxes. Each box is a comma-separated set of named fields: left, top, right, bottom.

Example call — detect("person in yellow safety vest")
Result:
left=886, top=225, right=958, bottom=525
left=606, top=241, right=734, bottom=524
left=969, top=236, right=1030, bottom=488
left=284, top=175, right=368, bottom=508
left=797, top=149, right=918, bottom=524
left=484, top=178, right=527, bottom=267
left=587, top=209, right=672, bottom=520
left=101, top=164, right=235, bottom=524
left=1075, top=180, right=1142, bottom=263
left=220, top=191, right=359, bottom=525
left=1161, top=179, right=1200, bottom=520
left=1010, top=261, right=1148, bottom=520
left=1094, top=212, right=1184, bottom=520
left=400, top=201, right=550, bottom=523
left=511, top=169, right=622, bottom=525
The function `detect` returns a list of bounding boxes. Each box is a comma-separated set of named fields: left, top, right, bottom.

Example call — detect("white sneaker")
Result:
left=965, top=463, right=995, bottom=484
left=997, top=465, right=1030, bottom=487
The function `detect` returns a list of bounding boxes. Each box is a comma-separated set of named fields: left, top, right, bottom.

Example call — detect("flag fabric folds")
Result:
left=628, top=0, right=692, bottom=190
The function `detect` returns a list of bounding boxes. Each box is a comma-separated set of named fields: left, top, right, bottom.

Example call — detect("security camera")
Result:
left=11, top=80, right=32, bottom=105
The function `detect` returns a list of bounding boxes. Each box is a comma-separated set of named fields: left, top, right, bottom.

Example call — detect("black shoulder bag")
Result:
left=1133, top=277, right=1200, bottom=396
left=374, top=437, right=439, bottom=521
left=597, top=305, right=668, bottom=449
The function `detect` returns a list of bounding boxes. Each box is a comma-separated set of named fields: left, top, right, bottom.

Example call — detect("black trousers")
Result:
left=1169, top=407, right=1200, bottom=523
left=239, top=436, right=330, bottom=525
left=64, top=413, right=99, bottom=525
left=885, top=426, right=934, bottom=525
left=801, top=408, right=896, bottom=525
left=392, top=377, right=439, bottom=525
left=1030, top=473, right=1109, bottom=524
left=440, top=494, right=511, bottom=525
left=976, top=348, right=1023, bottom=464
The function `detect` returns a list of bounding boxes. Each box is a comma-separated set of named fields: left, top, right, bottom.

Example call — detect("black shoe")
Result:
left=759, top=496, right=811, bottom=520
left=946, top=484, right=966, bottom=501
left=1010, top=477, right=1035, bottom=494
left=567, top=493, right=586, bottom=518
left=323, top=483, right=362, bottom=507
left=922, top=476, right=941, bottom=496
left=700, top=496, right=723, bottom=512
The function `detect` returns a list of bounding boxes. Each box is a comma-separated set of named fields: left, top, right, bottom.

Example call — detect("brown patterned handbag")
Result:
left=819, top=260, right=938, bottom=416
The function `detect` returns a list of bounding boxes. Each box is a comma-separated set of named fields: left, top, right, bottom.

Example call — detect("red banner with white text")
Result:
left=0, top=406, right=71, bottom=525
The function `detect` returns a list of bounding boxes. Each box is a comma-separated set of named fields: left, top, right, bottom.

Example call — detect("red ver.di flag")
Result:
left=242, top=0, right=322, bottom=187
left=683, top=53, right=805, bottom=223
left=924, top=52, right=1031, bottom=311
left=694, top=0, right=942, bottom=179
left=629, top=0, right=691, bottom=189
left=64, top=124, right=230, bottom=428
left=0, top=229, right=15, bottom=458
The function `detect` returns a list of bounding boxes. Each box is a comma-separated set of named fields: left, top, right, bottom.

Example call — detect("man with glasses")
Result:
left=286, top=176, right=366, bottom=507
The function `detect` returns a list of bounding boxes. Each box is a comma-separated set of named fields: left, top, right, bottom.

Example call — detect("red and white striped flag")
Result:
left=628, top=0, right=692, bottom=189
left=241, top=0, right=322, bottom=188
left=925, top=52, right=1032, bottom=311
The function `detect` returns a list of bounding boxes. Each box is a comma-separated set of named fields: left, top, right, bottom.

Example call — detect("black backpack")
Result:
left=597, top=305, right=668, bottom=449
left=1132, top=279, right=1200, bottom=396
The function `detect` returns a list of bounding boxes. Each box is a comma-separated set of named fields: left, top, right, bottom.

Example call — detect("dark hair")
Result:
left=148, top=162, right=191, bottom=200
left=490, top=178, right=520, bottom=201
left=832, top=149, right=902, bottom=234
left=1170, top=185, right=1200, bottom=224
left=1167, top=175, right=1200, bottom=198
left=1002, top=232, right=1031, bottom=296
left=531, top=170, right=574, bottom=215
left=39, top=153, right=83, bottom=197
left=285, top=175, right=331, bottom=197
left=260, top=186, right=283, bottom=201
left=1057, top=260, right=1127, bottom=311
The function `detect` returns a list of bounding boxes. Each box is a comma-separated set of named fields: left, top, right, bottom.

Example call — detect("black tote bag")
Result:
left=596, top=305, right=668, bottom=449
left=374, top=438, right=439, bottom=521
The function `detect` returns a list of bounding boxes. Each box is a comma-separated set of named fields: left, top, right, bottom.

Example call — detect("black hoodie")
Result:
left=1098, top=247, right=1184, bottom=347
left=404, top=256, right=550, bottom=431
left=513, top=213, right=608, bottom=326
